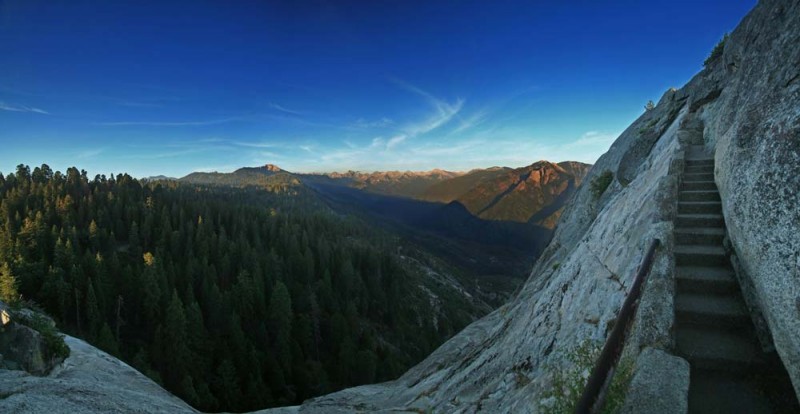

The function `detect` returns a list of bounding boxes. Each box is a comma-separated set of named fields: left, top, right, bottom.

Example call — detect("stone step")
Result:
left=678, top=201, right=722, bottom=215
left=679, top=190, right=721, bottom=202
left=676, top=266, right=738, bottom=294
left=684, top=172, right=714, bottom=182
left=687, top=370, right=789, bottom=414
left=686, top=165, right=714, bottom=174
left=675, top=292, right=749, bottom=328
left=676, top=326, right=764, bottom=373
left=675, top=244, right=728, bottom=266
left=681, top=181, right=717, bottom=191
left=675, top=227, right=725, bottom=245
left=675, top=214, right=725, bottom=229
left=685, top=159, right=714, bottom=167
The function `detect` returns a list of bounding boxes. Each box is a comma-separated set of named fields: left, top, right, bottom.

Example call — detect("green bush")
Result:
left=590, top=171, right=614, bottom=200
left=704, top=33, right=729, bottom=67
left=25, top=313, right=71, bottom=360
left=603, top=356, right=635, bottom=413
left=538, top=340, right=635, bottom=413
left=538, top=340, right=600, bottom=413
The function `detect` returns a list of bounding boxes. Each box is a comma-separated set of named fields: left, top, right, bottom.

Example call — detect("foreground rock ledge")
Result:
left=0, top=336, right=197, bottom=413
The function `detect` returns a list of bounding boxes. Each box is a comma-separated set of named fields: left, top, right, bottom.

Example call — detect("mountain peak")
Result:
left=262, top=164, right=283, bottom=172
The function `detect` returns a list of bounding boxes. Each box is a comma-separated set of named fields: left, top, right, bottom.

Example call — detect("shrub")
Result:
left=590, top=171, right=614, bottom=200
left=0, top=262, right=20, bottom=307
left=704, top=33, right=729, bottom=67
left=538, top=340, right=635, bottom=414
left=25, top=313, right=71, bottom=360
left=603, top=356, right=635, bottom=413
left=644, top=100, right=655, bottom=111
left=538, top=340, right=600, bottom=413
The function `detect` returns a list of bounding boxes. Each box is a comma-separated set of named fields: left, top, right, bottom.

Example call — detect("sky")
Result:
left=0, top=0, right=754, bottom=178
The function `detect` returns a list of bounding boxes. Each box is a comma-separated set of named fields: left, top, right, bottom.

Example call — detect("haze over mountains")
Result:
left=177, top=160, right=591, bottom=230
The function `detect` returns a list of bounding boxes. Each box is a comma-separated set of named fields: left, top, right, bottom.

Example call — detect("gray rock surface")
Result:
left=0, top=321, right=49, bottom=374
left=620, top=348, right=690, bottom=414
left=0, top=301, right=62, bottom=375
left=0, top=335, right=197, bottom=414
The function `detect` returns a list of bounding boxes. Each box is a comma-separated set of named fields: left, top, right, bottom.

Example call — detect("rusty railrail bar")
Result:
left=574, top=238, right=661, bottom=414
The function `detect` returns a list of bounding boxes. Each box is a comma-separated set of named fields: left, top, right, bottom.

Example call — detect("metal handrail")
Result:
left=574, top=238, right=661, bottom=414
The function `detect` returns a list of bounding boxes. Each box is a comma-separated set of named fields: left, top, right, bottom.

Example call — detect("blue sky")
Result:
left=1, top=0, right=753, bottom=178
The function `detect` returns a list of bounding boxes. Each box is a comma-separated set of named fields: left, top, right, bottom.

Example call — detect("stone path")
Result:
left=674, top=145, right=799, bottom=413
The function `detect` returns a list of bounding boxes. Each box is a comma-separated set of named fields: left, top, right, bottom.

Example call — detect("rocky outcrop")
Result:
left=0, top=335, right=197, bottom=413
left=0, top=302, right=65, bottom=376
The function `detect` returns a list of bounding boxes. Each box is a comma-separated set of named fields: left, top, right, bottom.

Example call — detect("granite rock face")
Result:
left=0, top=336, right=197, bottom=414
left=0, top=301, right=63, bottom=375
left=620, top=348, right=690, bottom=414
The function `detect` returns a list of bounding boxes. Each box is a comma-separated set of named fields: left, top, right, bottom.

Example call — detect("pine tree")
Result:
left=0, top=262, right=19, bottom=305
left=160, top=291, right=190, bottom=389
left=85, top=279, right=101, bottom=338
left=268, top=281, right=293, bottom=373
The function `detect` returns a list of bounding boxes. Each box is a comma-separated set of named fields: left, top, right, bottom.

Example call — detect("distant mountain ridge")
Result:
left=178, top=160, right=590, bottom=229
left=315, top=168, right=462, bottom=198
left=179, top=164, right=300, bottom=192
left=309, top=160, right=591, bottom=228
left=434, top=161, right=591, bottom=227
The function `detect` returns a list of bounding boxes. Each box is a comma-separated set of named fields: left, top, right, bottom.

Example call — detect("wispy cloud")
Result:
left=386, top=134, right=407, bottom=149
left=451, top=109, right=489, bottom=135
left=351, top=117, right=393, bottom=129
left=390, top=78, right=464, bottom=136
left=564, top=131, right=618, bottom=149
left=232, top=140, right=284, bottom=149
left=268, top=102, right=302, bottom=116
left=0, top=101, right=49, bottom=114
left=114, top=96, right=181, bottom=108
left=257, top=151, right=285, bottom=159
left=74, top=148, right=105, bottom=159
left=94, top=118, right=238, bottom=127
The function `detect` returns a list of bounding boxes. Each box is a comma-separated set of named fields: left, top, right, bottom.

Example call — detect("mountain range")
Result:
left=198, top=160, right=592, bottom=230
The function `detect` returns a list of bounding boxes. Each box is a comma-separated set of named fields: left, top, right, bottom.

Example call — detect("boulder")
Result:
left=620, top=348, right=690, bottom=414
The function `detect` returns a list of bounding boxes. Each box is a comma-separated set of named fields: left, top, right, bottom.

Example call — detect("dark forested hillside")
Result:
left=0, top=164, right=482, bottom=411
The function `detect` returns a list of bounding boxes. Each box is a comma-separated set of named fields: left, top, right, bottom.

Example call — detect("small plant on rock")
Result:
left=704, top=33, right=729, bottom=67
left=590, top=171, right=614, bottom=200
left=538, top=340, right=635, bottom=414
left=26, top=313, right=70, bottom=360
left=538, top=340, right=600, bottom=413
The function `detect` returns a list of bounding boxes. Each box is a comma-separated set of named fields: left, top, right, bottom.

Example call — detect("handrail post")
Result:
left=574, top=238, right=661, bottom=414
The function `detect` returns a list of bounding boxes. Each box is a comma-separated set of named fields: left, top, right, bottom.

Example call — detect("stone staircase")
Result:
left=674, top=146, right=799, bottom=413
